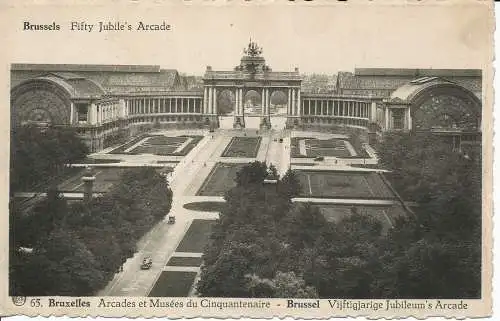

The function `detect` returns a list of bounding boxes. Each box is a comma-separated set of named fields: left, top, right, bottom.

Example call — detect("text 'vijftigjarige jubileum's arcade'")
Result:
left=22, top=21, right=172, bottom=32
left=13, top=297, right=470, bottom=314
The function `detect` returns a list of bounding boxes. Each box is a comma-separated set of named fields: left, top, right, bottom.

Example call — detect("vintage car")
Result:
left=141, top=257, right=153, bottom=270
left=168, top=215, right=176, bottom=224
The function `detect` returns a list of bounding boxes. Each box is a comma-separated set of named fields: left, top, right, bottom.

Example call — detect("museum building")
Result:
left=10, top=41, right=482, bottom=152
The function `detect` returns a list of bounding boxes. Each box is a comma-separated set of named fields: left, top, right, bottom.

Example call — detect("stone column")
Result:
left=266, top=88, right=270, bottom=115
left=213, top=87, right=217, bottom=115
left=407, top=107, right=412, bottom=131
left=370, top=101, right=377, bottom=122
left=240, top=88, right=244, bottom=115
left=203, top=87, right=208, bottom=114
left=208, top=88, right=213, bottom=115
left=385, top=107, right=389, bottom=130
left=297, top=89, right=301, bottom=116
left=287, top=88, right=291, bottom=115
left=91, top=103, right=98, bottom=124
left=292, top=90, right=296, bottom=116
left=241, top=88, right=244, bottom=115
left=70, top=103, right=74, bottom=125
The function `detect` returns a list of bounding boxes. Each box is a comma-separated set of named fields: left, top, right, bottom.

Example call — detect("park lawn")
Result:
left=130, top=135, right=203, bottom=156
left=58, top=167, right=171, bottom=193
left=183, top=201, right=226, bottom=212
left=221, top=136, right=262, bottom=158
left=82, top=158, right=122, bottom=164
left=317, top=204, right=399, bottom=234
left=196, top=163, right=246, bottom=196
left=290, top=137, right=369, bottom=158
left=148, top=271, right=197, bottom=297
left=306, top=139, right=352, bottom=158
left=296, top=170, right=394, bottom=199
left=58, top=167, right=127, bottom=193
left=175, top=219, right=216, bottom=253
left=108, top=134, right=154, bottom=154
left=166, top=256, right=203, bottom=267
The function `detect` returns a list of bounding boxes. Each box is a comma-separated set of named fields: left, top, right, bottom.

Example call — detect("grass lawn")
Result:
left=58, top=167, right=171, bottom=193
left=166, top=256, right=203, bottom=267
left=148, top=271, right=197, bottom=297
left=108, top=134, right=153, bottom=154
left=58, top=167, right=127, bottom=193
left=175, top=219, right=215, bottom=253
left=291, top=137, right=369, bottom=158
left=317, top=204, right=400, bottom=234
left=196, top=163, right=246, bottom=196
left=296, top=170, right=394, bottom=198
left=183, top=201, right=225, bottom=212
left=82, top=158, right=122, bottom=164
left=221, top=136, right=262, bottom=158
left=130, top=135, right=203, bottom=156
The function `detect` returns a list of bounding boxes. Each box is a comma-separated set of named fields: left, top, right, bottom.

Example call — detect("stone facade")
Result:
left=10, top=52, right=483, bottom=152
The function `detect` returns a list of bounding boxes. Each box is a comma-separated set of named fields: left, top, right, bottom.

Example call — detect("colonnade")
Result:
left=82, top=99, right=122, bottom=125
left=126, top=96, right=203, bottom=116
left=301, top=99, right=371, bottom=119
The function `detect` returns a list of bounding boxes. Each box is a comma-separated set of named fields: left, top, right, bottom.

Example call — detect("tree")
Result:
left=14, top=229, right=104, bottom=296
left=10, top=167, right=174, bottom=296
left=245, top=271, right=318, bottom=298
left=10, top=125, right=89, bottom=191
left=235, top=161, right=268, bottom=186
left=374, top=131, right=481, bottom=298
left=277, top=169, right=302, bottom=199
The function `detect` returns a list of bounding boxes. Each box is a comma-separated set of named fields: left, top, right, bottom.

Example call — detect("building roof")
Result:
left=388, top=77, right=481, bottom=105
left=355, top=68, right=481, bottom=77
left=31, top=73, right=105, bottom=99
left=11, top=63, right=161, bottom=73
left=101, top=69, right=180, bottom=91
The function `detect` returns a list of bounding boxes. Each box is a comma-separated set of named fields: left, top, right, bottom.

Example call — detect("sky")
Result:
left=1, top=2, right=493, bottom=76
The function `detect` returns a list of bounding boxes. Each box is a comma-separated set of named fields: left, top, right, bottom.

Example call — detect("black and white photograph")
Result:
left=1, top=1, right=494, bottom=318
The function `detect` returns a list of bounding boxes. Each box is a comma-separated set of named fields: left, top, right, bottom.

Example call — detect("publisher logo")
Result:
left=12, top=296, right=26, bottom=306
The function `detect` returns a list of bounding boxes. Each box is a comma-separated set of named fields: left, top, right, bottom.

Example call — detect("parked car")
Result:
left=314, top=156, right=324, bottom=161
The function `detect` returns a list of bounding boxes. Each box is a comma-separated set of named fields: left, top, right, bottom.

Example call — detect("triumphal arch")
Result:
left=202, top=40, right=302, bottom=129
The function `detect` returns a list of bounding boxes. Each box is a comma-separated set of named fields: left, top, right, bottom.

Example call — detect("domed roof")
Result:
left=14, top=72, right=105, bottom=99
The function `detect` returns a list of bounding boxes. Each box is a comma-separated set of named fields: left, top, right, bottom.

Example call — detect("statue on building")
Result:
left=243, top=38, right=263, bottom=57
